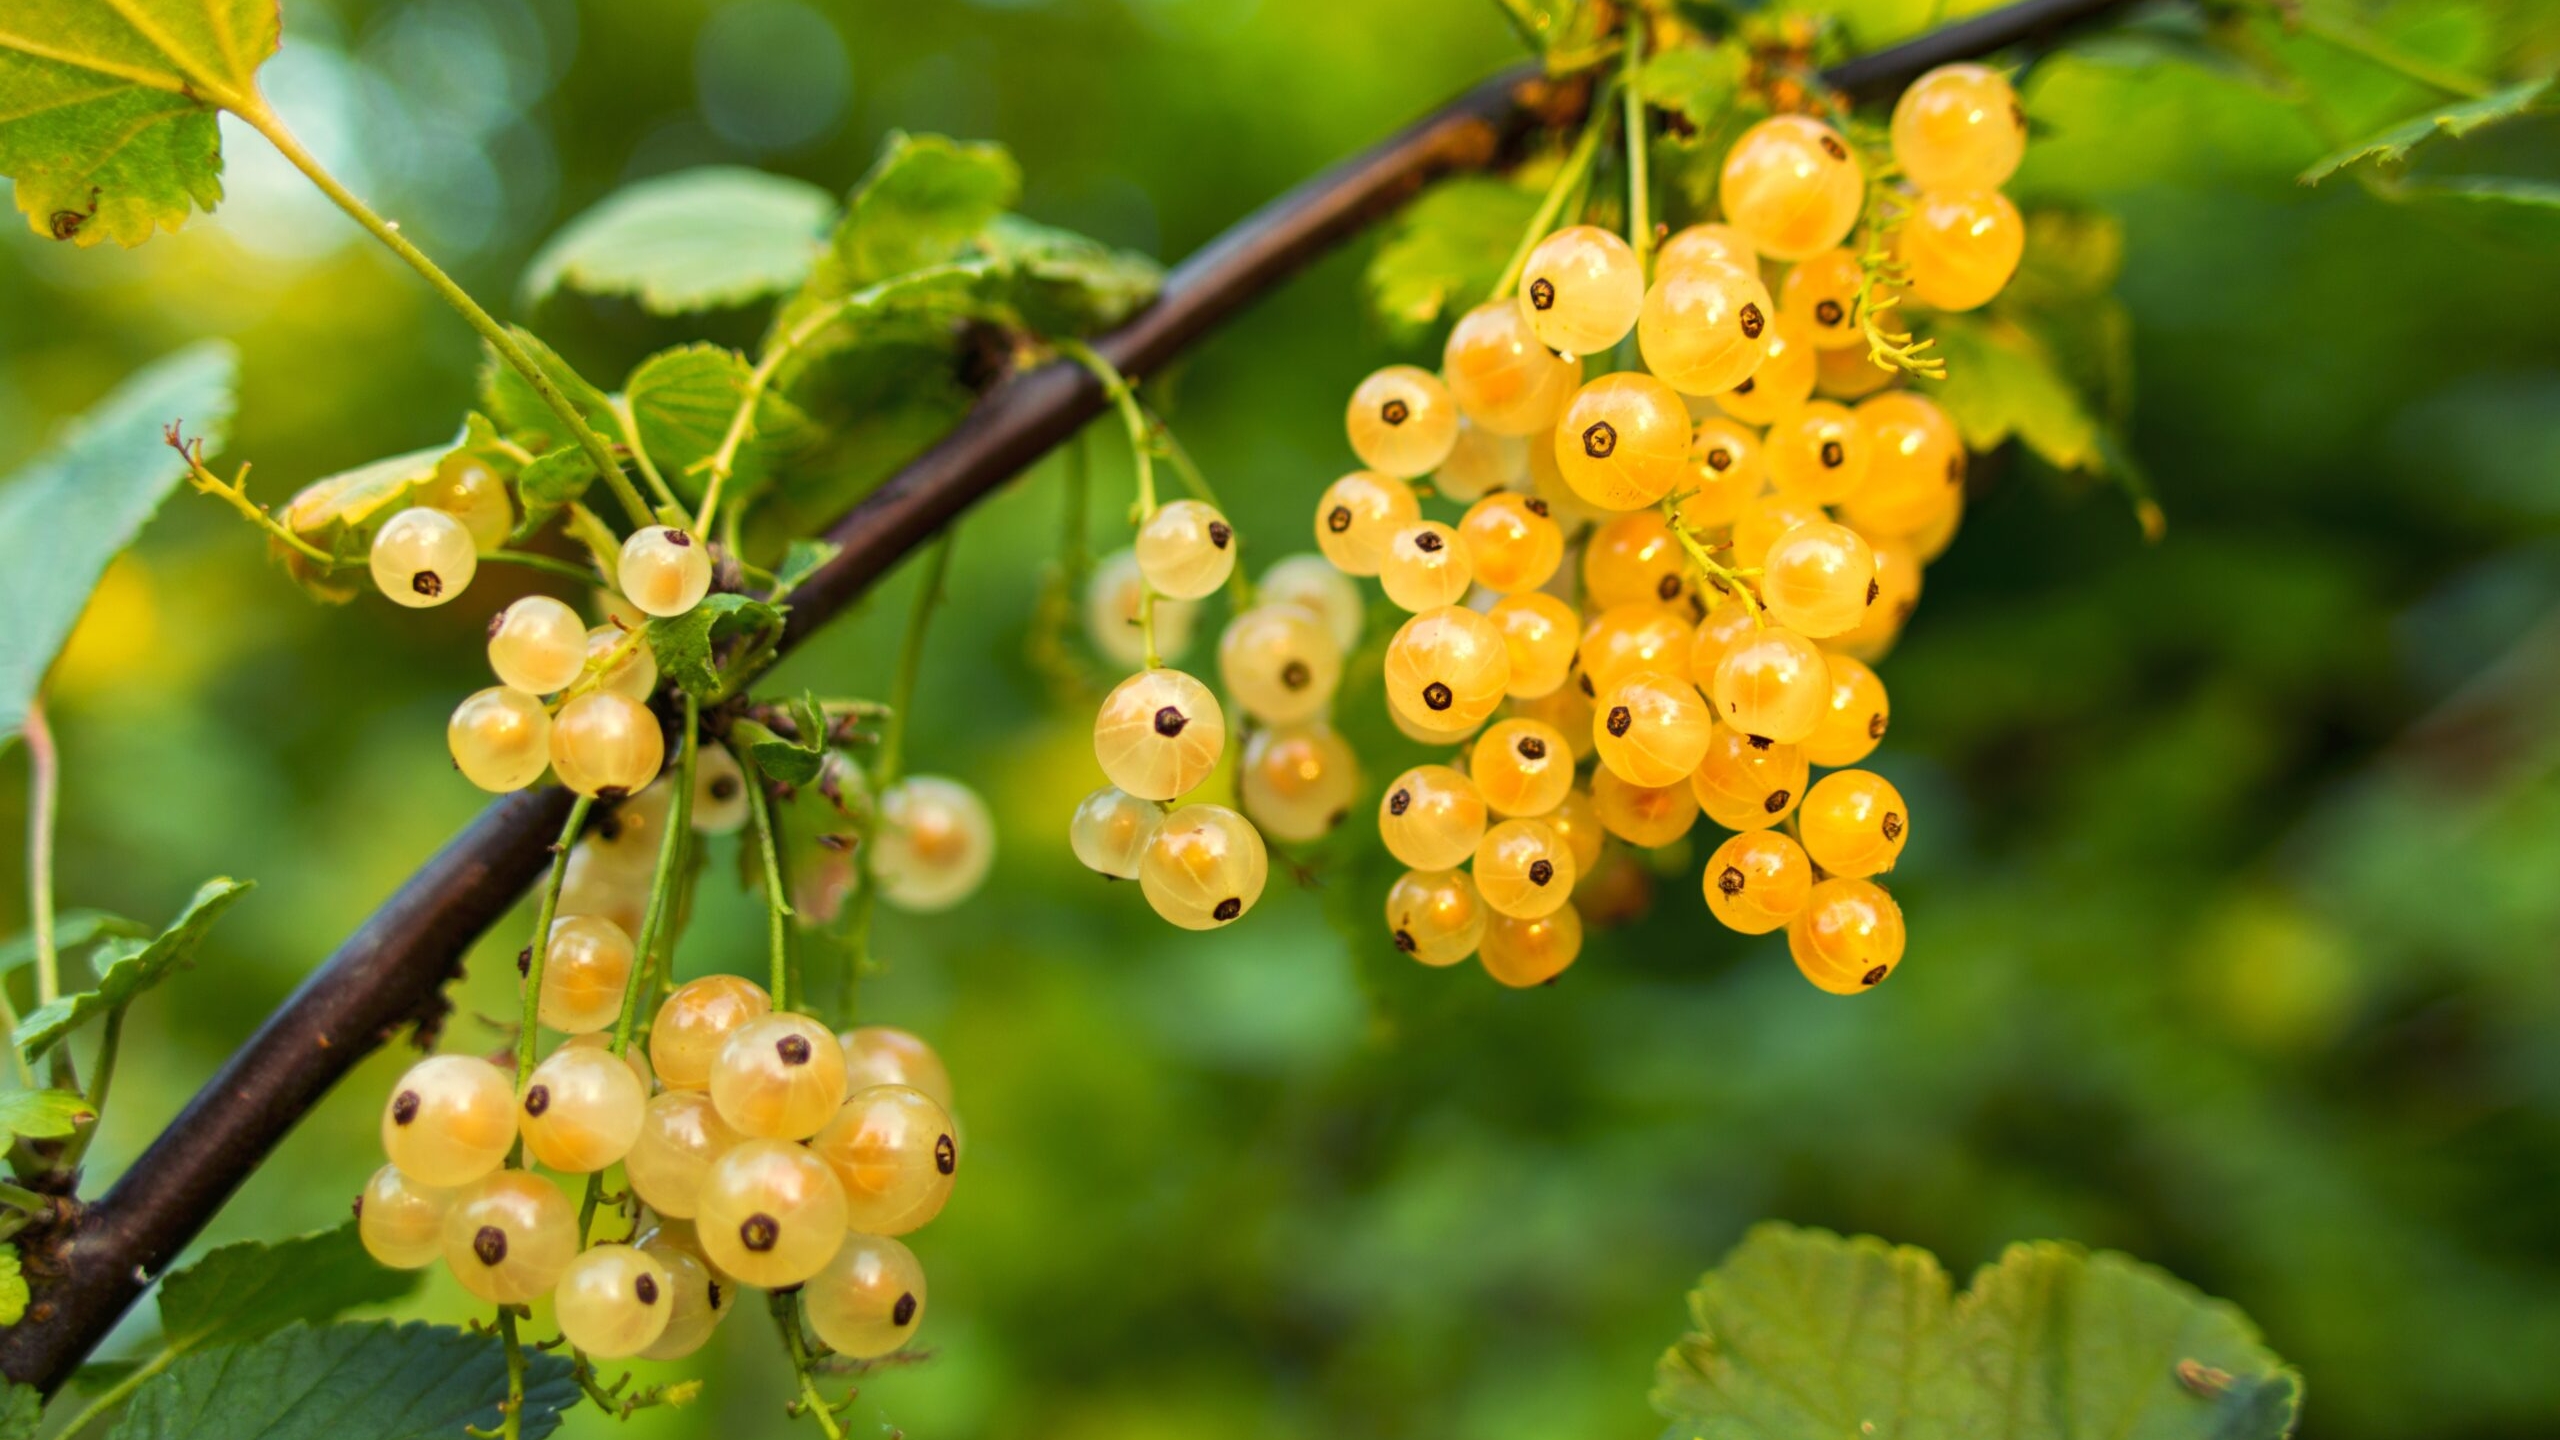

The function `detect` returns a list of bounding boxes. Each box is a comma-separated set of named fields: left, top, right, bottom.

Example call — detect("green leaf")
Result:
left=771, top=538, right=843, bottom=598
left=0, top=342, right=237, bottom=738
left=479, top=328, right=617, bottom=450
left=1925, top=316, right=2101, bottom=472
left=0, top=1248, right=27, bottom=1329
left=626, top=345, right=814, bottom=504
left=733, top=717, right=823, bottom=787
left=2002, top=208, right=2125, bottom=307
left=0, top=910, right=147, bottom=974
left=510, top=446, right=599, bottom=540
left=1652, top=1225, right=2301, bottom=1440
left=2401, top=175, right=2560, bottom=250
left=1634, top=44, right=1746, bottom=131
left=0, top=0, right=278, bottom=246
left=521, top=166, right=836, bottom=313
left=14, top=878, right=253, bottom=1059
left=1364, top=177, right=1540, bottom=345
left=109, top=1321, right=578, bottom=1440
left=561, top=502, right=625, bottom=590
left=977, top=214, right=1165, bottom=335
left=836, top=132, right=1021, bottom=287
left=0, top=1088, right=95, bottom=1142
left=156, top=1222, right=421, bottom=1352
left=2300, top=77, right=2554, bottom=185
left=647, top=594, right=784, bottom=702
left=276, top=445, right=446, bottom=553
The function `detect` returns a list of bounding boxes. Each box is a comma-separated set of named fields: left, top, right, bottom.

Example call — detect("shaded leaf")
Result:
left=626, top=345, right=814, bottom=504
left=0, top=342, right=237, bottom=737
left=2300, top=78, right=2553, bottom=184
left=1634, top=43, right=1746, bottom=131
left=835, top=132, right=1021, bottom=287
left=275, top=444, right=446, bottom=577
left=771, top=538, right=842, bottom=598
left=647, top=594, right=784, bottom=701
left=156, top=1222, right=422, bottom=1352
left=0, top=1249, right=25, bottom=1329
left=109, top=1321, right=578, bottom=1440
left=521, top=166, right=836, bottom=313
left=14, top=878, right=253, bottom=1058
left=734, top=717, right=823, bottom=788
left=0, top=910, right=147, bottom=974
left=479, top=328, right=617, bottom=450
left=0, top=1088, right=94, bottom=1142
left=2003, top=208, right=2125, bottom=306
left=978, top=213, right=1165, bottom=335
left=511, top=446, right=599, bottom=539
left=0, top=0, right=278, bottom=246
left=2402, top=175, right=2560, bottom=250
left=1364, top=177, right=1540, bottom=344
left=1925, top=316, right=2101, bottom=472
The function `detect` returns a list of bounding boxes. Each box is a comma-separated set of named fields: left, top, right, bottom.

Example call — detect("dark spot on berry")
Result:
left=524, top=1084, right=552, bottom=1117
left=707, top=1281, right=725, bottom=1310
left=635, top=1273, right=660, bottom=1304
left=893, top=1292, right=918, bottom=1326
left=776, top=1034, right=812, bottom=1066
left=739, top=1214, right=780, bottom=1252
left=1764, top=788, right=1791, bottom=813
left=1867, top=579, right=1880, bottom=604
left=1415, top=530, right=1445, bottom=553
left=1582, top=421, right=1618, bottom=459
left=1820, top=440, right=1845, bottom=468
left=1717, top=866, right=1746, bottom=897
left=1394, top=929, right=1417, bottom=953
left=1815, top=299, right=1843, bottom=326
left=1733, top=376, right=1757, bottom=395
left=1868, top=713, right=1887, bottom=739
left=1747, top=734, right=1773, bottom=750
left=935, top=1133, right=957, bottom=1175
left=2010, top=100, right=2026, bottom=131
left=710, top=775, right=740, bottom=801
left=1528, top=277, right=1556, bottom=310
left=1578, top=672, right=1595, bottom=698
left=1213, top=897, right=1243, bottom=922
left=351, top=1194, right=364, bottom=1219
left=412, top=570, right=443, bottom=598
left=1208, top=520, right=1232, bottom=549
left=1423, top=681, right=1453, bottom=712
left=1606, top=706, right=1633, bottom=737
left=1528, top=859, right=1555, bottom=886
left=473, top=1226, right=508, bottom=1266
left=1154, top=705, right=1189, bottom=737
left=1882, top=811, right=1904, bottom=841
left=1518, top=736, right=1547, bottom=761
left=1328, top=807, right=1347, bottom=829
left=1862, top=964, right=1889, bottom=986
left=1525, top=497, right=1550, bottom=517
left=1707, top=447, right=1734, bottom=472
left=1282, top=659, right=1312, bottom=690
left=1389, top=788, right=1412, bottom=816
left=1381, top=398, right=1411, bottom=426
left=1657, top=574, right=1683, bottom=601
left=487, top=611, right=508, bottom=640
left=516, top=946, right=530, bottom=977
left=1740, top=302, right=1765, bottom=339
left=1327, top=505, right=1353, bottom=533
left=596, top=786, right=629, bottom=801
left=1819, top=134, right=1848, bottom=161
left=391, top=1091, right=420, bottom=1125
left=667, top=529, right=695, bottom=547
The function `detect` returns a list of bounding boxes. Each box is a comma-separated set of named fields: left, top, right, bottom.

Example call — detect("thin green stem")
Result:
left=740, top=752, right=795, bottom=1010
left=769, top=1292, right=850, bottom=1440
left=486, top=549, right=603, bottom=586
left=1622, top=12, right=1653, bottom=276
left=1491, top=87, right=1618, bottom=302
left=23, top=703, right=60, bottom=1008
left=1661, top=500, right=1764, bottom=622
left=695, top=285, right=874, bottom=535
left=1147, top=415, right=1255, bottom=610
left=515, top=796, right=592, bottom=1098
left=170, top=439, right=338, bottom=564
left=612, top=397, right=683, bottom=513
left=874, top=533, right=956, bottom=794
left=0, top=979, right=28, bottom=1089
left=0, top=1179, right=51, bottom=1213
left=233, top=98, right=652, bottom=529
left=47, top=1346, right=176, bottom=1440
left=1061, top=342, right=1164, bottom=667
left=612, top=700, right=700, bottom=1055
left=498, top=1307, right=527, bottom=1440
left=54, top=1004, right=122, bottom=1173
left=2291, top=9, right=2493, bottom=98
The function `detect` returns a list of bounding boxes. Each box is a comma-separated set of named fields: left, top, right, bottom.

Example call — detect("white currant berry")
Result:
left=1135, top=499, right=1238, bottom=601
left=1217, top=603, right=1343, bottom=726
left=448, top=687, right=551, bottom=793
left=518, top=1041, right=648, bottom=1173
left=619, top=526, right=713, bottom=617
left=421, top=454, right=515, bottom=551
left=709, top=1012, right=848, bottom=1141
left=871, top=776, right=996, bottom=912
left=625, top=1089, right=746, bottom=1219
left=380, top=1054, right=516, bottom=1187
left=1085, top=549, right=1200, bottom=668
left=1139, top=804, right=1267, bottom=930
left=636, top=1234, right=732, bottom=1360
left=357, top=1163, right=454, bottom=1270
left=690, top=743, right=750, bottom=834
left=487, top=596, right=587, bottom=694
left=555, top=1243, right=674, bottom=1359
left=441, top=1168, right=577, bottom=1304
left=370, top=507, right=477, bottom=608
left=809, top=1083, right=960, bottom=1235
left=1256, top=554, right=1364, bottom=653
left=535, top=913, right=634, bottom=1035
left=650, top=975, right=772, bottom=1092
left=1093, top=669, right=1225, bottom=801
left=803, top=1233, right=928, bottom=1361
left=838, top=1026, right=955, bottom=1115
left=696, top=1138, right=848, bottom=1288
left=1069, top=785, right=1161, bottom=880
left=584, top=625, right=659, bottom=701
left=550, top=692, right=666, bottom=798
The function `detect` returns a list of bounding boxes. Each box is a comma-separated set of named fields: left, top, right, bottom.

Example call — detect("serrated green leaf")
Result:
left=14, top=878, right=252, bottom=1058
left=156, top=1222, right=421, bottom=1352
left=510, top=446, right=599, bottom=542
left=0, top=0, right=278, bottom=246
left=0, top=342, right=237, bottom=739
left=521, top=166, right=836, bottom=313
left=0, top=910, right=147, bottom=974
left=0, top=1248, right=27, bottom=1329
left=1925, top=316, right=2101, bottom=472
left=2401, top=175, right=2560, bottom=250
left=626, top=345, right=814, bottom=505
left=276, top=445, right=445, bottom=553
left=479, top=328, right=617, bottom=450
left=2300, top=77, right=2553, bottom=185
left=977, top=213, right=1164, bottom=335
left=647, top=594, right=784, bottom=701
left=109, top=1321, right=578, bottom=1440
left=0, top=1088, right=95, bottom=1142
left=837, top=132, right=1021, bottom=286
left=1634, top=43, right=1746, bottom=130
left=733, top=717, right=823, bottom=787
left=771, top=538, right=842, bottom=598
left=1364, top=177, right=1540, bottom=344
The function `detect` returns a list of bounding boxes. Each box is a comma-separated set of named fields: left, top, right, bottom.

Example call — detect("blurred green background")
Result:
left=6, top=0, right=2560, bottom=1437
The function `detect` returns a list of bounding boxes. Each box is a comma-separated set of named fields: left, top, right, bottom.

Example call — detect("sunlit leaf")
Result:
left=0, top=1249, right=27, bottom=1330
left=0, top=1088, right=94, bottom=1143
left=648, top=594, right=784, bottom=701
left=14, top=878, right=252, bottom=1058
left=521, top=166, right=837, bottom=313
left=770, top=538, right=842, bottom=598
left=1634, top=43, right=1746, bottom=131
left=1924, top=315, right=2101, bottom=472
left=2300, top=78, right=2553, bottom=185
left=109, top=1321, right=577, bottom=1440
left=978, top=213, right=1164, bottom=335
left=1364, top=177, right=1540, bottom=345
left=625, top=344, right=815, bottom=505
left=0, top=910, right=147, bottom=974
left=0, top=0, right=278, bottom=245
left=835, top=132, right=1021, bottom=286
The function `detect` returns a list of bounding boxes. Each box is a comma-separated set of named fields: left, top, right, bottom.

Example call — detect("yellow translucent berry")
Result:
left=1583, top=511, right=1689, bottom=611
left=1437, top=419, right=1528, bottom=501
left=1378, top=764, right=1487, bottom=872
left=1843, top=392, right=1964, bottom=536
left=1909, top=489, right=1963, bottom=562
left=1526, top=423, right=1612, bottom=528
left=1579, top=603, right=1694, bottom=695
left=1803, top=654, right=1890, bottom=767
left=1691, top=725, right=1810, bottom=831
left=1086, top=548, right=1199, bottom=668
left=873, top=776, right=996, bottom=912
left=1139, top=803, right=1268, bottom=929
left=561, top=1029, right=653, bottom=1091
left=1517, top=224, right=1644, bottom=356
left=381, top=1054, right=515, bottom=1188
left=1070, top=785, right=1161, bottom=880
left=1677, top=418, right=1765, bottom=530
left=626, top=1089, right=744, bottom=1219
left=1257, top=554, right=1365, bottom=652
left=1554, top=372, right=1691, bottom=512
left=1790, top=877, right=1907, bottom=993
left=1472, top=718, right=1574, bottom=818
left=650, top=975, right=773, bottom=1092
left=1718, top=115, right=1865, bottom=262
left=1313, top=471, right=1421, bottom=577
left=590, top=783, right=678, bottom=882
left=442, top=1168, right=577, bottom=1304
left=1761, top=521, right=1877, bottom=639
left=1714, top=323, right=1816, bottom=426
left=804, top=1233, right=928, bottom=1361
left=1593, top=766, right=1700, bottom=847
left=447, top=687, right=550, bottom=793
left=1713, top=626, right=1830, bottom=742
left=1544, top=784, right=1605, bottom=874
left=619, top=526, right=714, bottom=618
left=1638, top=262, right=1775, bottom=396
left=585, top=624, right=658, bottom=701
left=370, top=507, right=477, bottom=608
left=1136, top=499, right=1238, bottom=601
left=557, top=846, right=649, bottom=940
left=1657, top=223, right=1759, bottom=277
left=1729, top=492, right=1831, bottom=570
left=550, top=692, right=666, bottom=799
left=1240, top=724, right=1360, bottom=843
left=1474, top=817, right=1575, bottom=920
left=1833, top=533, right=1924, bottom=662
left=1817, top=345, right=1899, bottom=403
left=421, top=454, right=514, bottom=551
left=636, top=1236, right=731, bottom=1360
left=1458, top=492, right=1564, bottom=595
left=1387, top=867, right=1488, bottom=967
left=1688, top=599, right=1758, bottom=685
left=1891, top=63, right=2026, bottom=195
left=519, top=1042, right=647, bottom=1173
left=1509, top=687, right=1598, bottom=761
left=486, top=597, right=588, bottom=695
left=1479, top=904, right=1583, bottom=987
left=554, top=1243, right=673, bottom=1359
left=1779, top=248, right=1867, bottom=350
left=697, top=1138, right=848, bottom=1288
left=1766, top=400, right=1873, bottom=507
left=1704, top=830, right=1814, bottom=935
left=536, top=914, right=633, bottom=1035
left=1799, top=769, right=1910, bottom=878
left=1383, top=605, right=1510, bottom=731
left=1347, top=365, right=1460, bottom=478
left=811, top=1085, right=960, bottom=1236
left=1094, top=668, right=1225, bottom=801
left=1897, top=189, right=2025, bottom=312
left=358, top=1163, right=453, bottom=1269
left=1218, top=603, right=1342, bottom=726
left=711, top=1012, right=849, bottom=1141
left=839, top=1026, right=954, bottom=1115
left=1443, top=300, right=1583, bottom=436
left=1488, top=592, right=1579, bottom=699
left=1379, top=521, right=1474, bottom=612
left=1594, top=671, right=1715, bottom=788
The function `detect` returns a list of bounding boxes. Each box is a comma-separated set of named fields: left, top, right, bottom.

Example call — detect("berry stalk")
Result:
left=513, top=796, right=595, bottom=1108
left=610, top=699, right=701, bottom=1058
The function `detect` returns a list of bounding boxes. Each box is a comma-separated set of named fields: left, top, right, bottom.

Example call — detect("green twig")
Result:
left=168, top=437, right=338, bottom=564
left=611, top=700, right=700, bottom=1056
left=1060, top=342, right=1164, bottom=668
left=1622, top=12, right=1653, bottom=276
left=1491, top=84, right=1617, bottom=302
left=740, top=750, right=796, bottom=1009
left=487, top=549, right=605, bottom=587
left=514, top=796, right=592, bottom=1120
left=769, top=1292, right=850, bottom=1439
left=611, top=396, right=683, bottom=513
left=54, top=1004, right=122, bottom=1174
left=23, top=703, right=61, bottom=1010
left=498, top=1307, right=527, bottom=1440
left=1661, top=500, right=1764, bottom=622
